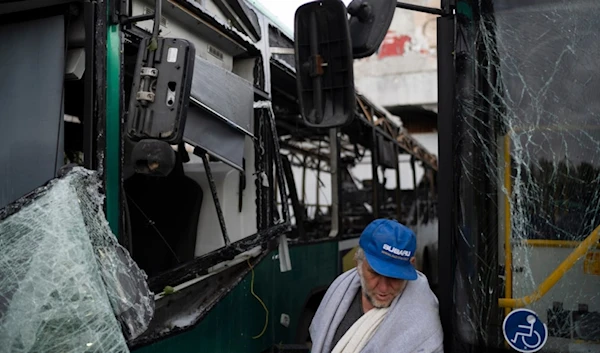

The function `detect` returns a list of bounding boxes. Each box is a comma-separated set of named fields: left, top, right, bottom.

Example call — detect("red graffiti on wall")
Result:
left=377, top=31, right=411, bottom=59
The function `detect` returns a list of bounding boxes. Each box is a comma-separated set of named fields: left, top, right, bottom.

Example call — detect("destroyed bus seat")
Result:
left=125, top=150, right=203, bottom=277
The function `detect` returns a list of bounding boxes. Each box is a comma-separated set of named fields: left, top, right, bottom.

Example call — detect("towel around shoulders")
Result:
left=309, top=268, right=444, bottom=353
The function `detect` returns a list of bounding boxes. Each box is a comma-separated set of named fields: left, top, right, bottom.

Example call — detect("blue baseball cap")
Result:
left=358, top=219, right=417, bottom=280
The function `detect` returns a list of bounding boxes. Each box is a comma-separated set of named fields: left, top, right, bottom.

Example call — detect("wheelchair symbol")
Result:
left=503, top=309, right=548, bottom=353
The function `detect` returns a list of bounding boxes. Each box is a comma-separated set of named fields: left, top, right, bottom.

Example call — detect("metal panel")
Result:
left=0, top=15, right=65, bottom=209
left=184, top=55, right=254, bottom=170
left=190, top=55, right=253, bottom=132
left=377, top=135, right=396, bottom=169
left=436, top=15, right=455, bottom=353
left=184, top=103, right=246, bottom=170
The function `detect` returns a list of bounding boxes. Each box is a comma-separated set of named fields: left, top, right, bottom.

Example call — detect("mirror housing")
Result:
left=131, top=139, right=176, bottom=176
left=348, top=0, right=396, bottom=58
left=294, top=0, right=355, bottom=128
left=293, top=0, right=397, bottom=128
left=126, top=37, right=195, bottom=145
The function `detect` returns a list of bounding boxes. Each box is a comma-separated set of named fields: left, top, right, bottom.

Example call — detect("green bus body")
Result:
left=136, top=242, right=338, bottom=353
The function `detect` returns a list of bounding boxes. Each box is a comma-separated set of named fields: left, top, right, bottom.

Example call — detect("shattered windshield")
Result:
left=0, top=168, right=153, bottom=353
left=454, top=0, right=600, bottom=351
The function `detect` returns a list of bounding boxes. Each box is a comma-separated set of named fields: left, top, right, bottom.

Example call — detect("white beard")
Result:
left=356, top=262, right=395, bottom=308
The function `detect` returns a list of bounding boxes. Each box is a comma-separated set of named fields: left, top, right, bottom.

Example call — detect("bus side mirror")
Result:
left=126, top=37, right=195, bottom=145
left=348, top=0, right=397, bottom=59
left=294, top=0, right=355, bottom=128
left=126, top=37, right=195, bottom=176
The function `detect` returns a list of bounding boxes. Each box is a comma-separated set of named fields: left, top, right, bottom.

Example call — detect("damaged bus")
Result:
left=4, top=0, right=598, bottom=352
left=0, top=0, right=437, bottom=352
left=307, top=0, right=600, bottom=351
left=438, top=0, right=600, bottom=352
left=348, top=0, right=600, bottom=352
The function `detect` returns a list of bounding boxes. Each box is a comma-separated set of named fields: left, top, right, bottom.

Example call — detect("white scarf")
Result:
left=331, top=306, right=390, bottom=353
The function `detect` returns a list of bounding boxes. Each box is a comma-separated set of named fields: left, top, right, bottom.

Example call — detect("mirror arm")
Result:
left=126, top=0, right=195, bottom=146
left=395, top=2, right=443, bottom=16
left=121, top=14, right=154, bottom=26
left=151, top=0, right=162, bottom=40
left=136, top=0, right=162, bottom=111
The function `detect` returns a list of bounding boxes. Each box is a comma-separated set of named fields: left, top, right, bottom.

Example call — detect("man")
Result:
left=309, top=219, right=444, bottom=353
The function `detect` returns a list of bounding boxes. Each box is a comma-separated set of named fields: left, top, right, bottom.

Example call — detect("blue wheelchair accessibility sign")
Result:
left=503, top=309, right=548, bottom=352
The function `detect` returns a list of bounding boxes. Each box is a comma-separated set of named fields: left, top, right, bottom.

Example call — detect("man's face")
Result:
left=357, top=258, right=408, bottom=308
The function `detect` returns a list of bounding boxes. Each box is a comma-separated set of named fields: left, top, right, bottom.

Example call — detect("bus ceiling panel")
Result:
left=212, top=0, right=261, bottom=41
left=130, top=0, right=259, bottom=57
left=168, top=0, right=259, bottom=56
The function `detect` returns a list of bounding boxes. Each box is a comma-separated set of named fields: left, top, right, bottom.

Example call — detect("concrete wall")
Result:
left=353, top=0, right=439, bottom=109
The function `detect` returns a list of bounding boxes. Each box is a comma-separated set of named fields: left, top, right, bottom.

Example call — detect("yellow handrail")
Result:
left=522, top=239, right=600, bottom=249
left=498, top=224, right=600, bottom=308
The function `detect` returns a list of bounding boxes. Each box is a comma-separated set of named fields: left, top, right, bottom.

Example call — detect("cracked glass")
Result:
left=0, top=168, right=154, bottom=353
left=454, top=0, right=600, bottom=351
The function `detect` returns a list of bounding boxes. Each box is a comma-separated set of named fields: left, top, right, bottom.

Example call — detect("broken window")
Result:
left=453, top=0, right=600, bottom=351
left=0, top=168, right=153, bottom=353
